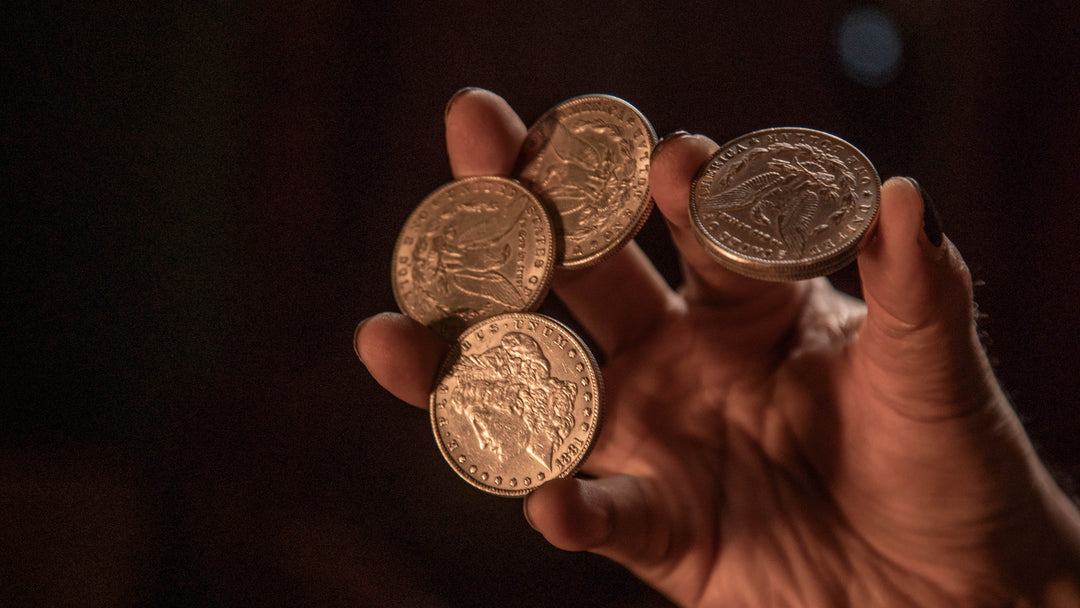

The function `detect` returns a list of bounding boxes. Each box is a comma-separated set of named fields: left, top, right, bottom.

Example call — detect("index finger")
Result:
left=445, top=89, right=676, bottom=357
left=445, top=87, right=527, bottom=178
left=650, top=133, right=805, bottom=308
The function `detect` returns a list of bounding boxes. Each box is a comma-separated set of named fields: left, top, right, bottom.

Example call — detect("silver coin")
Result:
left=517, top=95, right=656, bottom=269
left=430, top=312, right=602, bottom=496
left=689, top=127, right=880, bottom=281
left=391, top=176, right=556, bottom=340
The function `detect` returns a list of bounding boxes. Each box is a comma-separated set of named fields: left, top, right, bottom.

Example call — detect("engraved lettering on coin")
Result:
left=517, top=95, right=656, bottom=269
left=392, top=176, right=556, bottom=338
left=431, top=312, right=603, bottom=496
left=690, top=127, right=880, bottom=281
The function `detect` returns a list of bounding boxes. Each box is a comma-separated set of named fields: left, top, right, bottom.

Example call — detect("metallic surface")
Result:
left=689, top=127, right=880, bottom=281
left=392, top=176, right=556, bottom=339
left=517, top=94, right=656, bottom=269
left=430, top=312, right=603, bottom=497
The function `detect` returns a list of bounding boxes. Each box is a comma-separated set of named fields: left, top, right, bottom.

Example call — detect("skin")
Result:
left=355, top=88, right=1080, bottom=607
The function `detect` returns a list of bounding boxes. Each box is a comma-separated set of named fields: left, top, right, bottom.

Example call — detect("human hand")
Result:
left=355, top=88, right=1080, bottom=606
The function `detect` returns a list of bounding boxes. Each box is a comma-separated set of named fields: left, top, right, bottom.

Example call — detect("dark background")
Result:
left=3, top=2, right=1079, bottom=606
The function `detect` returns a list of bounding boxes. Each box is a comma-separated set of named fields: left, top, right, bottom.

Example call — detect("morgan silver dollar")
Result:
left=430, top=312, right=603, bottom=496
left=689, top=127, right=880, bottom=281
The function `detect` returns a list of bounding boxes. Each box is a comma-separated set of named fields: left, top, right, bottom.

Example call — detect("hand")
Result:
left=355, top=88, right=1080, bottom=606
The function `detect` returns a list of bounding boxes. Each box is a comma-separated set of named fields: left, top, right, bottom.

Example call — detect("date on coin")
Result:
left=430, top=313, right=603, bottom=496
left=689, top=127, right=880, bottom=281
left=392, top=176, right=556, bottom=339
left=517, top=94, right=656, bottom=269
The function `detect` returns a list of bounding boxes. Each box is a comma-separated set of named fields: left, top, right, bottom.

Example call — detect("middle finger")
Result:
left=445, top=88, right=678, bottom=358
left=650, top=132, right=804, bottom=309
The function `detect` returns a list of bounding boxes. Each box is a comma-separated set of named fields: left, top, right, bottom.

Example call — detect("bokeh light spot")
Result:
left=837, top=7, right=903, bottom=87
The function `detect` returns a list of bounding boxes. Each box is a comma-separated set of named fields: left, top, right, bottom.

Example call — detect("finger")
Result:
left=524, top=475, right=662, bottom=564
left=551, top=242, right=677, bottom=357
left=445, top=87, right=527, bottom=178
left=446, top=89, right=677, bottom=355
left=650, top=132, right=802, bottom=308
left=855, top=176, right=995, bottom=418
left=354, top=312, right=449, bottom=409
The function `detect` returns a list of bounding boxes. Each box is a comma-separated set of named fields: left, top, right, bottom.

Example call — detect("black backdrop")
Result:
left=4, top=2, right=1079, bottom=605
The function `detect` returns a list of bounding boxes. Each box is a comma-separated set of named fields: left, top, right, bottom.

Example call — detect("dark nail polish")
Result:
left=914, top=180, right=944, bottom=247
left=444, top=87, right=480, bottom=122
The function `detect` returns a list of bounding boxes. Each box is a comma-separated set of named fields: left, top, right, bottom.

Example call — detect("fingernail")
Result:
left=909, top=178, right=944, bottom=247
left=445, top=87, right=480, bottom=122
left=353, top=317, right=372, bottom=363
left=650, top=130, right=691, bottom=161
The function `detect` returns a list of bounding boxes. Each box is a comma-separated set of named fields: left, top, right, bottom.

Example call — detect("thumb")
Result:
left=523, top=475, right=663, bottom=565
left=855, top=177, right=997, bottom=418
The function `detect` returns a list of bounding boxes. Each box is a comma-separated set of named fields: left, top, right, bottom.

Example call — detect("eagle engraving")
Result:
left=702, top=143, right=858, bottom=256
left=521, top=117, right=635, bottom=243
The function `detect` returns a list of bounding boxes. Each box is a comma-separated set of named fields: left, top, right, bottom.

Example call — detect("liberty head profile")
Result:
left=448, top=333, right=576, bottom=470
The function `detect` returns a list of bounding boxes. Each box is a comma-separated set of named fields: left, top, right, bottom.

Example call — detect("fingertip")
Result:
left=649, top=130, right=690, bottom=161
left=444, top=88, right=527, bottom=177
left=524, top=478, right=612, bottom=552
left=444, top=86, right=481, bottom=122
left=353, top=311, right=395, bottom=368
left=876, top=176, right=930, bottom=253
left=859, top=177, right=973, bottom=330
left=355, top=312, right=449, bottom=409
left=353, top=318, right=368, bottom=362
left=649, top=132, right=718, bottom=229
left=912, top=179, right=944, bottom=248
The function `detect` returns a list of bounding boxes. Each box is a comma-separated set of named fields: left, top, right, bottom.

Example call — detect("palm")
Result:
left=580, top=279, right=965, bottom=605
left=357, top=89, right=1080, bottom=607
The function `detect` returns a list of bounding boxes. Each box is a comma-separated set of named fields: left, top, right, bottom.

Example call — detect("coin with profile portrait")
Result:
left=391, top=176, right=556, bottom=340
left=430, top=312, right=602, bottom=497
left=689, top=127, right=880, bottom=281
left=516, top=94, right=656, bottom=269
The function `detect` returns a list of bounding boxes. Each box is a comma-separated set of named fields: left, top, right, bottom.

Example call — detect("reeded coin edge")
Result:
left=689, top=223, right=864, bottom=281
left=429, top=312, right=604, bottom=497
left=390, top=175, right=558, bottom=337
left=518, top=94, right=658, bottom=271
left=688, top=127, right=880, bottom=282
left=689, top=201, right=871, bottom=282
